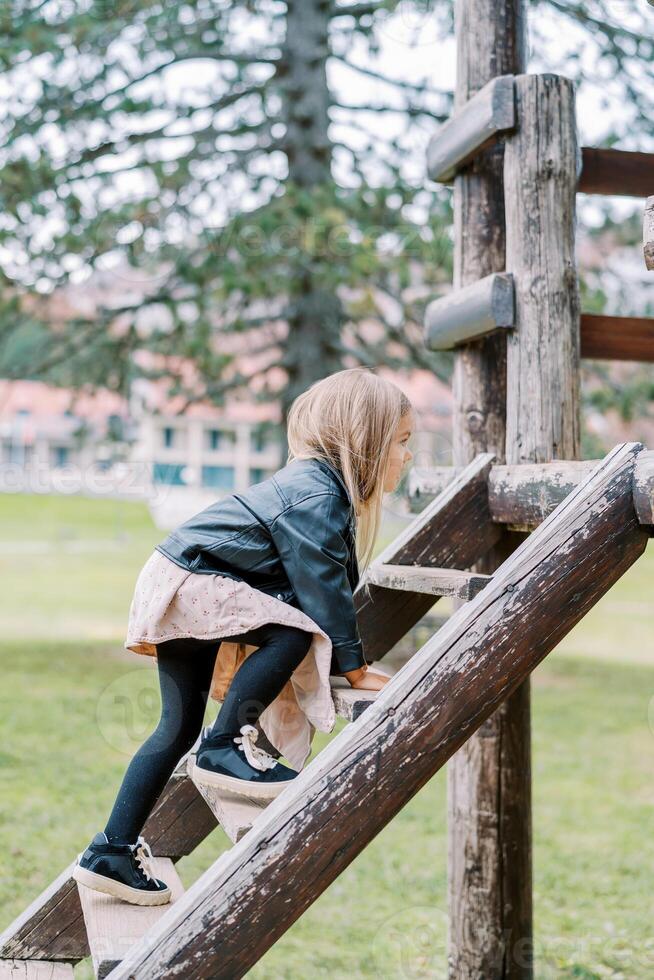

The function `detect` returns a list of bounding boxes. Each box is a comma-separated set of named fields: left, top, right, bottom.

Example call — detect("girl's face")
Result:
left=383, top=411, right=414, bottom=493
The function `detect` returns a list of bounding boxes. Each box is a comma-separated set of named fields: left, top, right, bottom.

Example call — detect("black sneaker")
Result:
left=72, top=832, right=172, bottom=906
left=189, top=724, right=299, bottom=800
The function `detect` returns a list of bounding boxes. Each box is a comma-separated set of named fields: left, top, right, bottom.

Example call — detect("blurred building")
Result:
left=0, top=361, right=454, bottom=527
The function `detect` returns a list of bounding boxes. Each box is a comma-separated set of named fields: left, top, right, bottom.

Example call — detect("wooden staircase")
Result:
left=1, top=442, right=651, bottom=979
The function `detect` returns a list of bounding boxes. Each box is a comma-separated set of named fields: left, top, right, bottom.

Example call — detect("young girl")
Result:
left=73, top=368, right=414, bottom=906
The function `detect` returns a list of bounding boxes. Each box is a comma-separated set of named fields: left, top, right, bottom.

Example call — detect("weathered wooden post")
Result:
left=644, top=196, right=654, bottom=271
left=446, top=2, right=529, bottom=977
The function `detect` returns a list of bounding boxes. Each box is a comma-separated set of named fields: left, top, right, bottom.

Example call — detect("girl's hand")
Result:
left=343, top=664, right=391, bottom=691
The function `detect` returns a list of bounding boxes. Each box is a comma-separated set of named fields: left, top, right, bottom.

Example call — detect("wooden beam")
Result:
left=488, top=460, right=599, bottom=527
left=367, top=563, right=492, bottom=600
left=0, top=757, right=214, bottom=970
left=426, top=75, right=515, bottom=183
left=424, top=273, right=514, bottom=350
left=0, top=964, right=74, bottom=979
left=354, top=452, right=502, bottom=662
left=409, top=455, right=654, bottom=531
left=644, top=197, right=654, bottom=271
left=0, top=865, right=89, bottom=964
left=578, top=147, right=654, bottom=198
left=141, top=762, right=217, bottom=860
left=105, top=444, right=650, bottom=980
left=581, top=313, right=654, bottom=362
left=633, top=450, right=654, bottom=526
left=188, top=779, right=267, bottom=844
left=77, top=859, right=185, bottom=979
left=329, top=677, right=379, bottom=721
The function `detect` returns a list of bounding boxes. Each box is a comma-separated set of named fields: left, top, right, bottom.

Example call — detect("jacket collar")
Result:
left=305, top=457, right=353, bottom=508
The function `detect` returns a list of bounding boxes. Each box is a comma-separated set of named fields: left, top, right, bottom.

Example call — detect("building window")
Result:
left=153, top=462, right=186, bottom=486
left=162, top=426, right=176, bottom=448
left=249, top=468, right=273, bottom=485
left=201, top=465, right=235, bottom=490
left=250, top=426, right=279, bottom=453
left=206, top=428, right=236, bottom=451
left=53, top=446, right=69, bottom=468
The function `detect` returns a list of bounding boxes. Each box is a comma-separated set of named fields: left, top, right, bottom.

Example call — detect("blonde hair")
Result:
left=286, top=367, right=413, bottom=580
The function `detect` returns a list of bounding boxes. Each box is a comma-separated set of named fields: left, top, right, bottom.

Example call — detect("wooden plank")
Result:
left=410, top=456, right=654, bottom=530
left=0, top=865, right=88, bottom=964
left=633, top=450, right=654, bottom=528
left=644, top=197, right=654, bottom=271
left=581, top=313, right=654, bottom=363
left=330, top=672, right=387, bottom=721
left=489, top=459, right=598, bottom=528
left=77, top=858, right=185, bottom=979
left=0, top=963, right=74, bottom=979
left=354, top=452, right=502, bottom=662
left=367, top=563, right=492, bottom=600
left=141, top=761, right=218, bottom=861
left=424, top=273, right=514, bottom=350
left=0, top=759, right=215, bottom=968
left=186, top=667, right=393, bottom=841
left=105, top=443, right=650, bottom=980
left=188, top=777, right=268, bottom=845
left=426, top=75, right=515, bottom=182
left=578, top=147, right=654, bottom=198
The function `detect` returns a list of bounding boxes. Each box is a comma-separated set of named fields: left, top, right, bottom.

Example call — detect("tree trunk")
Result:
left=277, top=0, right=344, bottom=435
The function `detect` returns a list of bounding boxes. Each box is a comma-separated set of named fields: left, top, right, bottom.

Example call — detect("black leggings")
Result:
left=103, top=623, right=312, bottom=845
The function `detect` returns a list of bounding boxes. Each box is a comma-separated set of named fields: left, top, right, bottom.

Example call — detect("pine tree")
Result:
left=0, top=1, right=651, bottom=433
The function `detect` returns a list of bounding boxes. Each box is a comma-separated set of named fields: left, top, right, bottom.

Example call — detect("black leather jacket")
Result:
left=154, top=456, right=366, bottom=674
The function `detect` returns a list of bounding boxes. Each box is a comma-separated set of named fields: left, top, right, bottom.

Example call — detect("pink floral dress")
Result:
left=124, top=549, right=338, bottom=770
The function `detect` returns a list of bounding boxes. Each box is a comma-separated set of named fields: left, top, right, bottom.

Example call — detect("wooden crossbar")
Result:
left=408, top=451, right=654, bottom=531
left=426, top=75, right=515, bottom=182
left=104, top=442, right=650, bottom=980
left=578, top=147, right=654, bottom=198
left=581, top=313, right=654, bottom=363
left=424, top=273, right=514, bottom=350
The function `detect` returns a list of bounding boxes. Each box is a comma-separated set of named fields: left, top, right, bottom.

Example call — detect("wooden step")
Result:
left=367, top=563, right=492, bottom=601
left=76, top=857, right=185, bottom=979
left=355, top=452, right=502, bottom=661
left=0, top=963, right=74, bottom=979
left=0, top=863, right=89, bottom=964
left=188, top=776, right=268, bottom=844
left=187, top=667, right=392, bottom=841
left=140, top=755, right=217, bottom=859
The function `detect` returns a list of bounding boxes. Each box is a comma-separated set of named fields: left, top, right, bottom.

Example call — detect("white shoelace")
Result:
left=200, top=723, right=278, bottom=772
left=234, top=724, right=279, bottom=772
left=130, top=835, right=156, bottom=882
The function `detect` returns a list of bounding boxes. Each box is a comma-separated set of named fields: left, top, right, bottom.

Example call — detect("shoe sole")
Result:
left=188, top=758, right=293, bottom=800
left=72, top=863, right=172, bottom=906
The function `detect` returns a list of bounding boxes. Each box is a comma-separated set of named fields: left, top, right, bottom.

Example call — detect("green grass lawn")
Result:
left=0, top=493, right=652, bottom=979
